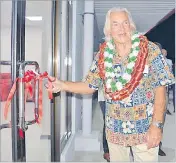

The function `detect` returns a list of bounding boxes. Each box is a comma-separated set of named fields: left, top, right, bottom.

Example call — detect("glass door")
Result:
left=24, top=0, right=54, bottom=161
left=0, top=0, right=73, bottom=162
left=1, top=0, right=27, bottom=161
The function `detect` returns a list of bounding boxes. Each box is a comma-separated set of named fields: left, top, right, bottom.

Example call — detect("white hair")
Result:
left=103, top=7, right=136, bottom=42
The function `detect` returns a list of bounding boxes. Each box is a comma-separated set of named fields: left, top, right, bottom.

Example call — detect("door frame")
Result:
left=11, top=0, right=26, bottom=161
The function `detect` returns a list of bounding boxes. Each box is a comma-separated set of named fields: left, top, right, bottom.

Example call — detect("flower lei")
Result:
left=98, top=32, right=148, bottom=101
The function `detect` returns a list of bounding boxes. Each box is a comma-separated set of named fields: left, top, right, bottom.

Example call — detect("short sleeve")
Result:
left=82, top=52, right=102, bottom=90
left=148, top=43, right=175, bottom=89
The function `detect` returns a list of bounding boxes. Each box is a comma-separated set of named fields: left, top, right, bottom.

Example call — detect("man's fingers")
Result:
left=147, top=141, right=155, bottom=149
left=154, top=140, right=160, bottom=147
left=44, top=77, right=62, bottom=93
left=44, top=83, right=55, bottom=89
left=147, top=137, right=160, bottom=149
left=44, top=83, right=49, bottom=89
left=147, top=136, right=151, bottom=149
left=147, top=141, right=152, bottom=149
left=147, top=134, right=153, bottom=149
left=48, top=76, right=56, bottom=82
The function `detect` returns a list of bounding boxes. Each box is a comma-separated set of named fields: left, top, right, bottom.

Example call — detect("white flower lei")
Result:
left=104, top=32, right=141, bottom=92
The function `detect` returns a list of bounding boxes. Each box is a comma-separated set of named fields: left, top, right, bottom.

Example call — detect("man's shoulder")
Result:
left=147, top=41, right=161, bottom=63
left=148, top=41, right=161, bottom=52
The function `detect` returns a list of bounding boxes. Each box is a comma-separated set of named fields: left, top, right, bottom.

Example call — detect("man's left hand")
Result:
left=146, top=124, right=162, bottom=149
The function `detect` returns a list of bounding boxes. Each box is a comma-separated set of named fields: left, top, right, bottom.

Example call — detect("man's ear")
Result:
left=130, top=25, right=136, bottom=32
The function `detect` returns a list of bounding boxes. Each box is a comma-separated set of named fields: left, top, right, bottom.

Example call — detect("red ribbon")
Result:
left=3, top=70, right=54, bottom=138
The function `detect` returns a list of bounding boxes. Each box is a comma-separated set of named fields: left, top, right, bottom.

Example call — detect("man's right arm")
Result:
left=48, top=49, right=102, bottom=95
left=63, top=81, right=96, bottom=94
left=47, top=78, right=96, bottom=95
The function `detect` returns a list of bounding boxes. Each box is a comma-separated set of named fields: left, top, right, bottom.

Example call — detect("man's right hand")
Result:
left=46, top=76, right=95, bottom=95
left=46, top=76, right=66, bottom=93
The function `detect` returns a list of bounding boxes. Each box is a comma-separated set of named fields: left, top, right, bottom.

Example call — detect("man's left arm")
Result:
left=147, top=86, right=166, bottom=149
left=147, top=43, right=175, bottom=149
left=152, top=86, right=166, bottom=123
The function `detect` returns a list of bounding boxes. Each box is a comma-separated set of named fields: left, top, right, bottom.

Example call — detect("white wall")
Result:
left=71, top=0, right=85, bottom=133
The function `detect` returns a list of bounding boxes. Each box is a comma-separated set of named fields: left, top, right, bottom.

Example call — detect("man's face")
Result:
left=110, top=11, right=132, bottom=44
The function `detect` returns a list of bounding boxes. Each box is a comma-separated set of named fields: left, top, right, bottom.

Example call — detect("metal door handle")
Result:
left=0, top=61, right=40, bottom=131
left=18, top=63, right=26, bottom=131
left=0, top=124, right=11, bottom=130
left=26, top=63, right=40, bottom=126
left=0, top=61, right=11, bottom=65
left=18, top=61, right=40, bottom=130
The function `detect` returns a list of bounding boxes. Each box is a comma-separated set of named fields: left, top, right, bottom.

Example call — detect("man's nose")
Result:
left=118, top=24, right=125, bottom=31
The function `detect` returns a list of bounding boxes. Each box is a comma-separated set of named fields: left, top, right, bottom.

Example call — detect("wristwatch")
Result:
left=152, top=121, right=164, bottom=129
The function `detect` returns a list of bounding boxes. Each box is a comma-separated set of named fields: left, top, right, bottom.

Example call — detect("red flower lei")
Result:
left=98, top=35, right=149, bottom=101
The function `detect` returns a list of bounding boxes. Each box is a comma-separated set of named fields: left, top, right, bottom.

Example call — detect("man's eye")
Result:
left=124, top=21, right=129, bottom=25
left=113, top=23, right=118, bottom=26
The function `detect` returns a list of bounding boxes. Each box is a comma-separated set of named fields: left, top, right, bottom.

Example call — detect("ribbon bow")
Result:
left=3, top=70, right=54, bottom=138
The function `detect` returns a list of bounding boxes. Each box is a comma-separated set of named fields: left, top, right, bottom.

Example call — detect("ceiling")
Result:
left=0, top=1, right=51, bottom=28
left=94, top=0, right=175, bottom=38
left=1, top=0, right=175, bottom=37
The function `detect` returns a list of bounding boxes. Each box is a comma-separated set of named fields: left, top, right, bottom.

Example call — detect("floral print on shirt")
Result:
left=83, top=41, right=175, bottom=146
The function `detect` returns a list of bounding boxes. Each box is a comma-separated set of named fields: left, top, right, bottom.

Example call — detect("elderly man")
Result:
left=47, top=8, right=175, bottom=162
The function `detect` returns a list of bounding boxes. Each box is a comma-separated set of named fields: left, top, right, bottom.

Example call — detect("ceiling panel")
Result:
left=94, top=0, right=175, bottom=39
left=1, top=0, right=175, bottom=37
left=0, top=1, right=51, bottom=28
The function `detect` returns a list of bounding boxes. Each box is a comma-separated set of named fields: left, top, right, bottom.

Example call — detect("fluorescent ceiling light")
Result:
left=26, top=16, right=42, bottom=21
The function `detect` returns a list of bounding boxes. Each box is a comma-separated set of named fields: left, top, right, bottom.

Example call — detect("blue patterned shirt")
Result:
left=84, top=41, right=175, bottom=146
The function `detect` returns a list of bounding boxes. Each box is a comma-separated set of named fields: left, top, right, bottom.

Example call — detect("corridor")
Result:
left=0, top=0, right=175, bottom=162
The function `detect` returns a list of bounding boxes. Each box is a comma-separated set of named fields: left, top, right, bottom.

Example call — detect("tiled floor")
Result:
left=73, top=93, right=176, bottom=162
